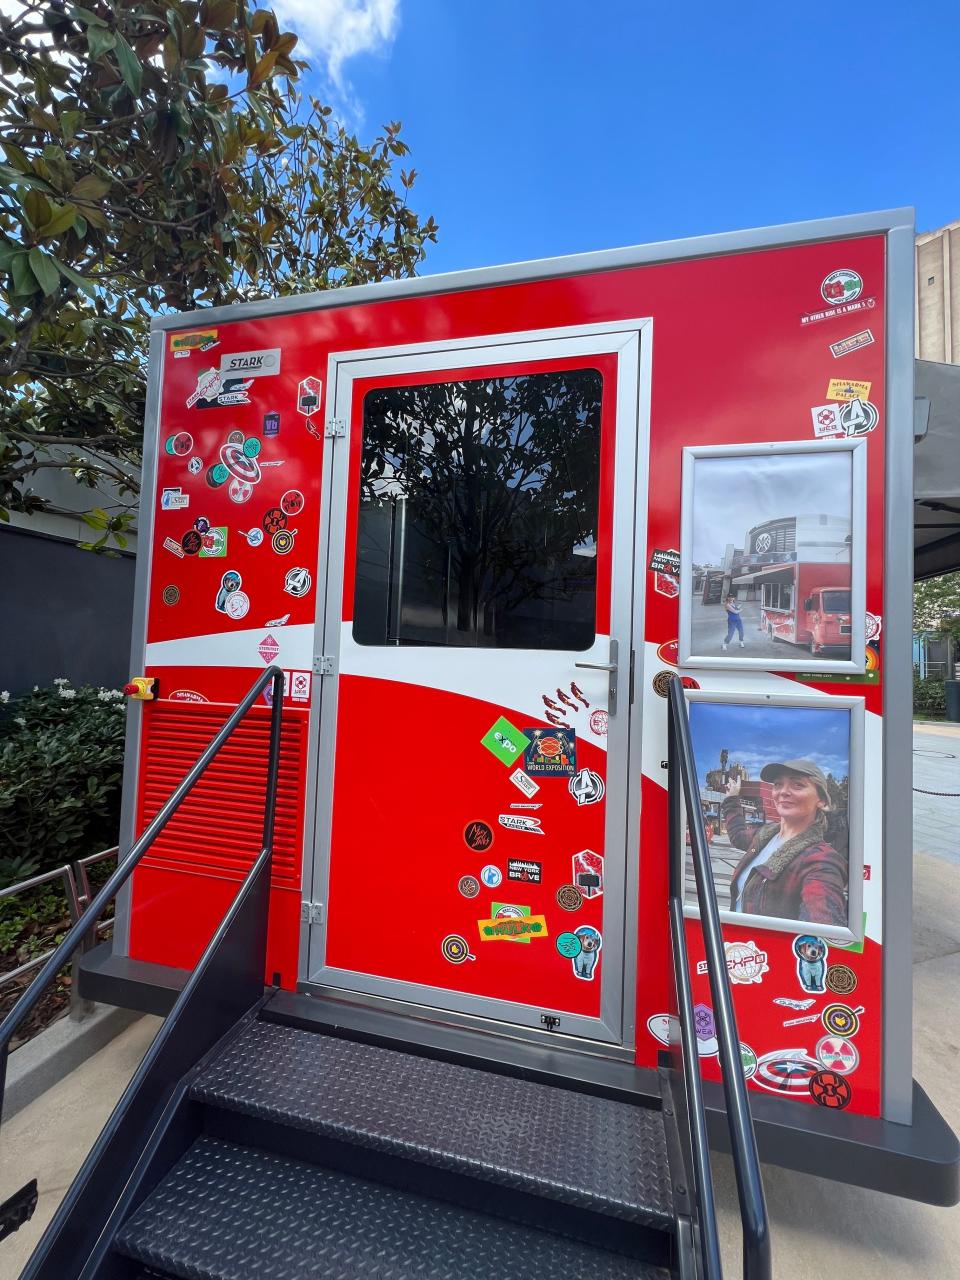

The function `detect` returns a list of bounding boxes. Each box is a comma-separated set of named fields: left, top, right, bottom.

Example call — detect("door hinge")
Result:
left=325, top=417, right=346, bottom=439
left=300, top=901, right=324, bottom=925
left=312, top=655, right=335, bottom=676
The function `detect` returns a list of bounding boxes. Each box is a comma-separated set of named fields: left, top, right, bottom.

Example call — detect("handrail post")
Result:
left=262, top=671, right=285, bottom=856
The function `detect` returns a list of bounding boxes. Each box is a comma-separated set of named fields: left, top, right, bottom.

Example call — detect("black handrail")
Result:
left=0, top=665, right=286, bottom=1125
left=667, top=674, right=772, bottom=1280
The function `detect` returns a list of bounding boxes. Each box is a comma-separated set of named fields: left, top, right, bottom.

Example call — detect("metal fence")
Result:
left=0, top=846, right=118, bottom=1027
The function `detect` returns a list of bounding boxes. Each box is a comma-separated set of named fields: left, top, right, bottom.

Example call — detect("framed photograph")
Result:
left=681, top=691, right=864, bottom=943
left=678, top=440, right=867, bottom=671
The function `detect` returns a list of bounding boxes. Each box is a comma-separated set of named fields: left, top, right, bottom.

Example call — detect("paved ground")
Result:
left=691, top=595, right=802, bottom=660
left=1, top=724, right=957, bottom=1278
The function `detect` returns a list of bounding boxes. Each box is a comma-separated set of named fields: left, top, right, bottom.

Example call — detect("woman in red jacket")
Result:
left=720, top=759, right=847, bottom=926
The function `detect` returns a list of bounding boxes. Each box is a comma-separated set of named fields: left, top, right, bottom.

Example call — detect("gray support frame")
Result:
left=882, top=217, right=917, bottom=1124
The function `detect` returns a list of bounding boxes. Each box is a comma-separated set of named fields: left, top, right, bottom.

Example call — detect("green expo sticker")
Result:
left=480, top=717, right=531, bottom=766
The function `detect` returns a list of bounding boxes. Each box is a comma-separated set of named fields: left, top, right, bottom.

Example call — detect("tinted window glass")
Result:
left=352, top=368, right=602, bottom=649
left=821, top=590, right=851, bottom=612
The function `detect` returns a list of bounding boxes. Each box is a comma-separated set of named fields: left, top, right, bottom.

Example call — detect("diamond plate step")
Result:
left=115, top=1137, right=673, bottom=1280
left=191, top=1020, right=674, bottom=1229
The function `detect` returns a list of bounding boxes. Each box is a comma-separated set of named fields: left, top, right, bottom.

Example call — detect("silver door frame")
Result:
left=301, top=319, right=651, bottom=1048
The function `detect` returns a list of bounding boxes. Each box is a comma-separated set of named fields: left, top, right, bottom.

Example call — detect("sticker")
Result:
left=170, top=328, right=217, bottom=352
left=793, top=935, right=828, bottom=994
left=865, top=612, right=882, bottom=642
left=215, top=570, right=243, bottom=613
left=647, top=1014, right=675, bottom=1046
left=180, top=530, right=202, bottom=555
left=480, top=864, right=502, bottom=888
left=863, top=864, right=872, bottom=880
left=281, top=489, right=305, bottom=517
left=571, top=926, right=601, bottom=980
left=497, top=814, right=543, bottom=835
left=830, top=329, right=875, bottom=358
left=164, top=431, right=193, bottom=456
left=721, top=940, right=769, bottom=984
left=655, top=640, right=679, bottom=666
left=228, top=477, right=254, bottom=504
left=811, top=403, right=843, bottom=438
left=463, top=821, right=494, bottom=852
left=509, top=803, right=542, bottom=810
left=654, top=569, right=680, bottom=598
left=168, top=689, right=208, bottom=702
left=508, top=768, right=539, bottom=797
left=262, top=507, right=288, bottom=534
left=258, top=635, right=281, bottom=664
left=754, top=1049, right=821, bottom=1095
left=773, top=997, right=815, bottom=1011
left=265, top=613, right=290, bottom=627
left=481, top=717, right=531, bottom=766
left=809, top=1070, right=852, bottom=1110
left=556, top=932, right=581, bottom=958
left=816, top=1036, right=860, bottom=1075
left=224, top=590, right=250, bottom=620
left=195, top=516, right=211, bottom=534
left=206, top=463, right=229, bottom=488
left=297, top=376, right=322, bottom=416
left=652, top=671, right=699, bottom=697
left=822, top=1004, right=863, bottom=1038
left=507, top=858, right=542, bottom=884
left=569, top=681, right=589, bottom=709
left=649, top=548, right=681, bottom=574
left=219, top=440, right=261, bottom=485
left=821, top=268, right=863, bottom=306
left=187, top=456, right=203, bottom=476
left=838, top=397, right=879, bottom=437
left=239, top=528, right=265, bottom=548
left=523, top=727, right=576, bottom=776
left=160, top=487, right=189, bottom=511
left=162, top=585, right=180, bottom=606
left=199, top=527, right=228, bottom=558
left=693, top=1003, right=718, bottom=1054
left=272, top=529, right=295, bottom=554
left=264, top=411, right=280, bottom=437
left=163, top=536, right=186, bottom=559
left=568, top=767, right=605, bottom=806
left=227, top=430, right=244, bottom=445
left=186, top=368, right=222, bottom=408
left=556, top=884, right=583, bottom=912
left=572, top=849, right=603, bottom=898
left=826, top=964, right=858, bottom=996
left=827, top=378, right=872, bottom=402
left=458, top=875, right=480, bottom=898
left=782, top=1012, right=822, bottom=1027
left=580, top=713, right=607, bottom=745
left=740, top=1044, right=758, bottom=1080
left=219, top=348, right=281, bottom=379
left=441, top=934, right=475, bottom=964
left=283, top=567, right=312, bottom=598
left=477, top=914, right=548, bottom=941
left=288, top=670, right=311, bottom=702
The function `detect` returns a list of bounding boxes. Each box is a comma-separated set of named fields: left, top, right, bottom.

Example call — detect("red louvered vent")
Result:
left=137, top=703, right=306, bottom=891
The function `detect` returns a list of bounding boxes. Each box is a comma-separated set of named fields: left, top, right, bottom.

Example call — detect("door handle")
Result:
left=574, top=661, right=617, bottom=672
left=574, top=640, right=619, bottom=716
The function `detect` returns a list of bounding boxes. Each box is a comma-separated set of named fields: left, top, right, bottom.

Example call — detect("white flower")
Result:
left=58, top=687, right=77, bottom=700
left=14, top=717, right=25, bottom=727
left=0, top=691, right=9, bottom=704
left=53, top=677, right=69, bottom=686
left=32, top=685, right=38, bottom=692
left=97, top=690, right=112, bottom=702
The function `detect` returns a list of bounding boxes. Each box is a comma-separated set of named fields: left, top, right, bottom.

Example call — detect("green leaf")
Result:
left=23, top=189, right=51, bottom=230
left=86, top=26, right=116, bottom=60
left=70, top=174, right=110, bottom=200
left=10, top=252, right=36, bottom=296
left=0, top=239, right=20, bottom=270
left=37, top=202, right=78, bottom=239
left=60, top=111, right=83, bottom=143
left=54, top=257, right=95, bottom=295
left=28, top=247, right=60, bottom=296
left=113, top=34, right=142, bottom=95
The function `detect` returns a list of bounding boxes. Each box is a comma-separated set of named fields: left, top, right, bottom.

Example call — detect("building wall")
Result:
left=916, top=220, right=960, bottom=362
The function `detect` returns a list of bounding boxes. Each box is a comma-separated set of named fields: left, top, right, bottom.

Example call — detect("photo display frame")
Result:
left=681, top=689, right=865, bottom=944
left=678, top=439, right=867, bottom=672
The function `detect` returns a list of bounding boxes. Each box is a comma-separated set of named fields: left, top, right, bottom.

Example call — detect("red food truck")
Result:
left=3, top=207, right=957, bottom=1279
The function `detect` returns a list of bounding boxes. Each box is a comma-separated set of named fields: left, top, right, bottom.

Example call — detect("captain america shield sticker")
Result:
left=752, top=1049, right=821, bottom=1095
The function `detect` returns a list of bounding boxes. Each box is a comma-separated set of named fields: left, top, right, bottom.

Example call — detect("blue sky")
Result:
left=283, top=1, right=960, bottom=274
left=688, top=701, right=851, bottom=788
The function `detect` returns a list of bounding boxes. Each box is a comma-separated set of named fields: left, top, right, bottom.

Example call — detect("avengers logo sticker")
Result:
left=187, top=457, right=203, bottom=476
left=753, top=1049, right=821, bottom=1096
left=816, top=1035, right=859, bottom=1075
left=283, top=567, right=312, bottom=598
left=441, top=934, right=475, bottom=964
left=568, top=767, right=605, bottom=806
left=809, top=1070, right=852, bottom=1110
left=463, top=821, right=494, bottom=852
left=523, top=727, right=575, bottom=776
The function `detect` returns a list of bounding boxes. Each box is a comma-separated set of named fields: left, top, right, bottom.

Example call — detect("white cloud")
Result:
left=272, top=0, right=399, bottom=90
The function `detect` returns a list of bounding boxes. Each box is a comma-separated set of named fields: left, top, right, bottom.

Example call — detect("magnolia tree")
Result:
left=914, top=569, right=960, bottom=636
left=0, top=0, right=437, bottom=546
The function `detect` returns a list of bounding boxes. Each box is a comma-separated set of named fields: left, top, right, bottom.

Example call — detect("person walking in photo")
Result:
left=721, top=593, right=744, bottom=650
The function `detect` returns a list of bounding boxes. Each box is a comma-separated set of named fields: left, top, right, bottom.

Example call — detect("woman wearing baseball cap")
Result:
left=720, top=760, right=847, bottom=926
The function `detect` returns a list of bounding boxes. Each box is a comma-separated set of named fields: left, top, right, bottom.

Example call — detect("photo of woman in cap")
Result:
left=721, top=759, right=847, bottom=926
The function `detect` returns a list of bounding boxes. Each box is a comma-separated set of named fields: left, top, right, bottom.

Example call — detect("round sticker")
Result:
left=207, top=463, right=229, bottom=488
left=463, top=820, right=494, bottom=852
left=821, top=268, right=863, bottom=306
left=826, top=964, right=858, bottom=996
left=740, top=1044, right=758, bottom=1081
left=242, top=436, right=262, bottom=458
left=242, top=527, right=264, bottom=548
left=284, top=567, right=312, bottom=597
left=458, top=875, right=480, bottom=898
left=865, top=612, right=882, bottom=642
left=480, top=864, right=501, bottom=888
left=181, top=530, right=202, bottom=555
left=838, top=397, right=879, bottom=437
left=655, top=640, right=679, bottom=666
left=441, top=934, right=472, bottom=965
left=227, top=430, right=244, bottom=445
left=816, top=1035, right=859, bottom=1075
left=809, top=1069, right=852, bottom=1110
left=589, top=709, right=609, bottom=736
left=281, top=489, right=305, bottom=517
left=262, top=507, right=288, bottom=534
left=162, top=585, right=180, bottom=606
left=556, top=884, right=583, bottom=912
left=194, top=517, right=210, bottom=534
left=164, top=431, right=193, bottom=456
left=225, top=590, right=250, bottom=620
left=228, top=478, right=254, bottom=504
left=753, top=1050, right=821, bottom=1096
left=556, top=932, right=582, bottom=958
left=219, top=441, right=261, bottom=485
left=272, top=529, right=294, bottom=554
left=652, top=671, right=673, bottom=698
left=822, top=1003, right=861, bottom=1038
left=187, top=456, right=203, bottom=475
